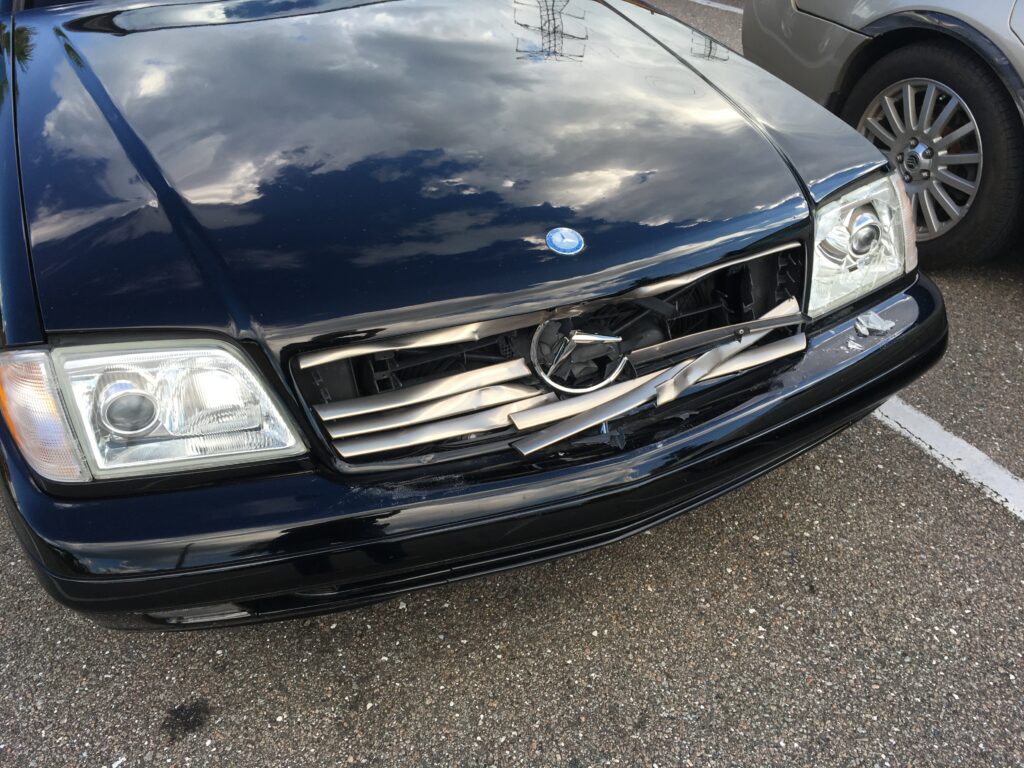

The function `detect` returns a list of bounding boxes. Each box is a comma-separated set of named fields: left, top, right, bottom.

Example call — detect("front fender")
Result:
left=0, top=9, right=45, bottom=346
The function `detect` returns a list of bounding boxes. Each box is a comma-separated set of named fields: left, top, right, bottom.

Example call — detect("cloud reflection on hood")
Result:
left=16, top=0, right=808, bottom=341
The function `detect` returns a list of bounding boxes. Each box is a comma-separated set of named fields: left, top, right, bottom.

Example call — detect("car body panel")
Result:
left=773, top=1, right=1024, bottom=117
left=615, top=2, right=885, bottom=201
left=742, top=0, right=871, bottom=106
left=0, top=8, right=45, bottom=345
left=1015, top=0, right=1024, bottom=48
left=11, top=0, right=834, bottom=359
left=796, top=0, right=1015, bottom=45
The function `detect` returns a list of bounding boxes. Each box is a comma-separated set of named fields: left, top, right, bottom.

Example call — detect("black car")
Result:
left=0, top=0, right=946, bottom=629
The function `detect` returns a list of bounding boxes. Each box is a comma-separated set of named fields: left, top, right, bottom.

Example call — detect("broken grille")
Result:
left=291, top=243, right=807, bottom=472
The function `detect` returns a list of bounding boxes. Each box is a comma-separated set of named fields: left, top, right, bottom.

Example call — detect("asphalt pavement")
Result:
left=2, top=2, right=1023, bottom=766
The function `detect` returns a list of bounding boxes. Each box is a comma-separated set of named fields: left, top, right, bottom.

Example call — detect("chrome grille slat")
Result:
left=511, top=299, right=802, bottom=456
left=330, top=303, right=806, bottom=460
left=629, top=311, right=805, bottom=367
left=702, top=332, right=807, bottom=381
left=334, top=393, right=556, bottom=458
left=294, top=244, right=808, bottom=468
left=509, top=370, right=666, bottom=431
left=326, top=384, right=543, bottom=439
left=510, top=333, right=808, bottom=435
left=298, top=314, right=547, bottom=369
left=315, top=359, right=531, bottom=421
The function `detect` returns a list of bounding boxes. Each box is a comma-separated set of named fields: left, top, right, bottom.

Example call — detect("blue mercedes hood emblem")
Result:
left=545, top=227, right=585, bottom=255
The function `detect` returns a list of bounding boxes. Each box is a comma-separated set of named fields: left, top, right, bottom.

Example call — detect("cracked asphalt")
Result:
left=2, top=2, right=1023, bottom=766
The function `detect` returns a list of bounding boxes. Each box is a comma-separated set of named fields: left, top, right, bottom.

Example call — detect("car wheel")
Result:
left=841, top=41, right=1024, bottom=268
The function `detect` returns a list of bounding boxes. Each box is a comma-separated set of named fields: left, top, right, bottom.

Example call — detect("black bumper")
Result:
left=2, top=276, right=947, bottom=629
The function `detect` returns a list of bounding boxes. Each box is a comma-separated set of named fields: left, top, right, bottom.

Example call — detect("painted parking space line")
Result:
left=875, top=396, right=1024, bottom=521
left=682, top=0, right=743, bottom=14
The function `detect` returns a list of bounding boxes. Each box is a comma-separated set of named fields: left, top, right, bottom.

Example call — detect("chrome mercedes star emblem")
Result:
left=545, top=227, right=585, bottom=255
left=531, top=321, right=628, bottom=394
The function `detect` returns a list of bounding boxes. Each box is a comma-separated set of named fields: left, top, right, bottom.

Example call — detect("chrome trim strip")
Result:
left=326, top=384, right=542, bottom=439
left=511, top=298, right=801, bottom=456
left=334, top=393, right=555, bottom=458
left=298, top=242, right=802, bottom=368
left=316, top=359, right=531, bottom=421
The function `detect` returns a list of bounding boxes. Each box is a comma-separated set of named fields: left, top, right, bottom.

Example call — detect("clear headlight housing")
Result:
left=809, top=173, right=917, bottom=317
left=0, top=341, right=304, bottom=482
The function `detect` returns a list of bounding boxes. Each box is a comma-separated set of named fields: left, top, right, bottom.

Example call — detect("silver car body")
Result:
left=744, top=0, right=1024, bottom=123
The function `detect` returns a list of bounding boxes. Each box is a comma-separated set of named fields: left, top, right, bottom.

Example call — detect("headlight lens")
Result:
left=809, top=174, right=917, bottom=317
left=0, top=341, right=305, bottom=482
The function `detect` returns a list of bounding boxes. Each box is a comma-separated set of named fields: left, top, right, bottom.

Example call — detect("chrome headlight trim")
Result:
left=808, top=173, right=917, bottom=318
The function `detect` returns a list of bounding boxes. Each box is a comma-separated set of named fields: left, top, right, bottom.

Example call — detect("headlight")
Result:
left=0, top=341, right=305, bottom=482
left=808, top=174, right=917, bottom=317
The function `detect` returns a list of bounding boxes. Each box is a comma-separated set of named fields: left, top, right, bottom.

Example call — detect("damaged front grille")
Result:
left=291, top=243, right=807, bottom=472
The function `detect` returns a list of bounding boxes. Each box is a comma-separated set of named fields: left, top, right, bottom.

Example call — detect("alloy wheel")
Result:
left=857, top=78, right=983, bottom=242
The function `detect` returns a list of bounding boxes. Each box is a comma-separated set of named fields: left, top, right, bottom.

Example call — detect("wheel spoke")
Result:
left=935, top=121, right=977, bottom=150
left=930, top=182, right=964, bottom=221
left=928, top=96, right=960, bottom=138
left=940, top=152, right=981, bottom=166
left=864, top=117, right=897, bottom=148
left=935, top=169, right=977, bottom=196
left=909, top=191, right=925, bottom=233
left=862, top=79, right=983, bottom=241
left=919, top=84, right=939, bottom=133
left=920, top=188, right=942, bottom=235
left=902, top=83, right=918, bottom=131
left=882, top=96, right=905, bottom=135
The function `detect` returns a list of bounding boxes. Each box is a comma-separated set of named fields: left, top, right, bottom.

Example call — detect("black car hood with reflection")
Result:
left=13, top=0, right=882, bottom=353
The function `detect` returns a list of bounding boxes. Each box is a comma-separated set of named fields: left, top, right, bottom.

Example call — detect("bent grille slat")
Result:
left=334, top=393, right=555, bottom=458
left=315, top=359, right=531, bottom=421
left=293, top=243, right=808, bottom=470
left=703, top=332, right=807, bottom=381
left=511, top=298, right=801, bottom=456
left=511, top=333, right=808, bottom=434
left=628, top=312, right=805, bottom=367
left=298, top=314, right=547, bottom=369
left=326, top=383, right=544, bottom=439
left=508, top=370, right=665, bottom=431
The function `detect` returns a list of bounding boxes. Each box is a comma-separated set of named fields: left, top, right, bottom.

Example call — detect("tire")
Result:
left=840, top=41, right=1024, bottom=268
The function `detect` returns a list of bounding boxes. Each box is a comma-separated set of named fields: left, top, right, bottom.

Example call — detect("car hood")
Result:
left=13, top=0, right=883, bottom=355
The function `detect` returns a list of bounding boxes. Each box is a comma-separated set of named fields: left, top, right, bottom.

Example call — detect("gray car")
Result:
left=744, top=0, right=1024, bottom=267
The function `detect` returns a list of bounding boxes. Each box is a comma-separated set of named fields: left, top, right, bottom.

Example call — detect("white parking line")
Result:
left=874, top=397, right=1024, bottom=521
left=682, top=0, right=743, bottom=14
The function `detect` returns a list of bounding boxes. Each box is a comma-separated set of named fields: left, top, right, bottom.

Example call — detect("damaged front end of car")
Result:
left=0, top=0, right=948, bottom=628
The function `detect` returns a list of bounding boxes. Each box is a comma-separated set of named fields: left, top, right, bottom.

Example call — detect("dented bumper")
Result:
left=1, top=276, right=947, bottom=629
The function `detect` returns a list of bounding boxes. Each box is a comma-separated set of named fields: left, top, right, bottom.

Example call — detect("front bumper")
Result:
left=2, top=276, right=947, bottom=629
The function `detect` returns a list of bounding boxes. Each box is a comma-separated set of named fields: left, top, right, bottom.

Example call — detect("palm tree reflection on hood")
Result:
left=0, top=23, right=36, bottom=107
